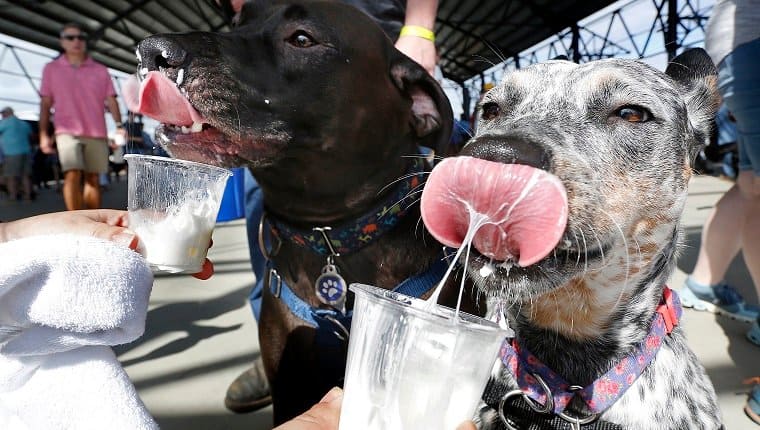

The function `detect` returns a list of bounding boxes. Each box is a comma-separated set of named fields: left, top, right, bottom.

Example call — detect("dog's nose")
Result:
left=461, top=134, right=552, bottom=171
left=137, top=35, right=187, bottom=72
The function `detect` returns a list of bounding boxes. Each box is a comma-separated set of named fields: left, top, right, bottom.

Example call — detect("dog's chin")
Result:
left=155, top=124, right=283, bottom=168
left=466, top=242, right=611, bottom=301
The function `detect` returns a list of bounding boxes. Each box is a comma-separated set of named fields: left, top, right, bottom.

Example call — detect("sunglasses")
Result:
left=61, top=34, right=87, bottom=41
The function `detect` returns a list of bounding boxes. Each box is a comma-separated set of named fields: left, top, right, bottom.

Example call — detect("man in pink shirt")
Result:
left=39, top=22, right=125, bottom=211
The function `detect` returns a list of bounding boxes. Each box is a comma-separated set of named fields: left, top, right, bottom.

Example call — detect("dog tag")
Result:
left=315, top=264, right=347, bottom=314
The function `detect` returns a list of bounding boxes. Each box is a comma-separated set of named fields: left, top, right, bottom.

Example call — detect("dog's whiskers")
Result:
left=377, top=171, right=431, bottom=196
left=599, top=209, right=632, bottom=311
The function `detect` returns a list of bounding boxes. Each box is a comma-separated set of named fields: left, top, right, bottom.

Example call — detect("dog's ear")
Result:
left=665, top=48, right=720, bottom=152
left=390, top=55, right=454, bottom=158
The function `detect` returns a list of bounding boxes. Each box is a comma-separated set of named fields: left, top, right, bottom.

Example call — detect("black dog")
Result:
left=136, top=0, right=479, bottom=423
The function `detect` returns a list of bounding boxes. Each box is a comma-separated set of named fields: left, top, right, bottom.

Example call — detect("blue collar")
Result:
left=265, top=248, right=453, bottom=329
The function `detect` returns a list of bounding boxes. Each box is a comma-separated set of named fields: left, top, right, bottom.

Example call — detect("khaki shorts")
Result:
left=56, top=134, right=109, bottom=174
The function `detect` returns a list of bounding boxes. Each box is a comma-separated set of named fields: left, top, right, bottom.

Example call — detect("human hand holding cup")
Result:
left=124, top=154, right=231, bottom=274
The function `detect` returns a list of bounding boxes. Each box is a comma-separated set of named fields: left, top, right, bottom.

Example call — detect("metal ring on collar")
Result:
left=499, top=373, right=554, bottom=429
left=258, top=213, right=282, bottom=260
left=322, top=313, right=350, bottom=342
left=266, top=267, right=282, bottom=298
left=557, top=408, right=600, bottom=429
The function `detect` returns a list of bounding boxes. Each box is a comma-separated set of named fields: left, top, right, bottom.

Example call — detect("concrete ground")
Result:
left=2, top=172, right=758, bottom=429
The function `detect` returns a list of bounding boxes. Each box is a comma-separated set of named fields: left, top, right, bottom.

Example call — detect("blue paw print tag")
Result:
left=315, top=264, right=347, bottom=314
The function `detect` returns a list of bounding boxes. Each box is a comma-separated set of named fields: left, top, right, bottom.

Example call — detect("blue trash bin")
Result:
left=216, top=167, right=246, bottom=222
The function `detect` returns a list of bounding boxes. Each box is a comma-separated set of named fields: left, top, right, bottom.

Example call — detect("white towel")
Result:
left=0, top=234, right=158, bottom=430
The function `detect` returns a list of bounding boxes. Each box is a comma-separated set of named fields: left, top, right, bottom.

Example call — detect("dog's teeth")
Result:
left=181, top=126, right=190, bottom=134
left=135, top=49, right=142, bottom=62
left=264, top=99, right=270, bottom=104
left=176, top=69, right=184, bottom=86
left=161, top=50, right=168, bottom=58
left=139, top=67, right=149, bottom=78
left=190, top=121, right=203, bottom=133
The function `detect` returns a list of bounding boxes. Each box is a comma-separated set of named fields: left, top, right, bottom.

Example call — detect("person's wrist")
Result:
left=400, top=25, right=435, bottom=42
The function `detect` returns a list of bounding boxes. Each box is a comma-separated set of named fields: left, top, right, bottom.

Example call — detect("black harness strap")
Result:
left=499, top=396, right=624, bottom=430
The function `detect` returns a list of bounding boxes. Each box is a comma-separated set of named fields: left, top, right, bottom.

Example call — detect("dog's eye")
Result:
left=616, top=106, right=651, bottom=123
left=288, top=31, right=316, bottom=48
left=481, top=102, right=501, bottom=120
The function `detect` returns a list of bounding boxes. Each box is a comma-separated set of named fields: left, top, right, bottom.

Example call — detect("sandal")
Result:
left=748, top=320, right=760, bottom=347
left=745, top=378, right=760, bottom=425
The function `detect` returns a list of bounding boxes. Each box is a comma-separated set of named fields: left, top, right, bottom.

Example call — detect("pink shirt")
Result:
left=40, top=56, right=116, bottom=138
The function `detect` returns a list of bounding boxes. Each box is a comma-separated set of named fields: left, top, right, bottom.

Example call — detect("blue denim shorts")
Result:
left=717, top=38, right=760, bottom=175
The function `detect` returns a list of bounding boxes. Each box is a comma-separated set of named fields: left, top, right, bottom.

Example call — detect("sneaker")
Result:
left=748, top=320, right=760, bottom=347
left=679, top=277, right=759, bottom=323
left=745, top=380, right=760, bottom=425
left=224, top=357, right=272, bottom=414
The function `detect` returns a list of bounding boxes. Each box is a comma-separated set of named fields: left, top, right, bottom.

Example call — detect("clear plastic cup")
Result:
left=124, top=154, right=232, bottom=274
left=340, top=283, right=508, bottom=430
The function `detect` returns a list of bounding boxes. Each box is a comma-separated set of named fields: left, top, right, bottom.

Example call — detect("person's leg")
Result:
left=56, top=134, right=86, bottom=210
left=3, top=155, right=24, bottom=201
left=690, top=184, right=745, bottom=286
left=245, top=168, right=266, bottom=321
left=6, top=175, right=18, bottom=202
left=225, top=168, right=272, bottom=414
left=743, top=174, right=760, bottom=346
left=83, top=172, right=102, bottom=209
left=20, top=154, right=33, bottom=200
left=62, top=170, right=83, bottom=210
left=81, top=137, right=110, bottom=210
left=737, top=171, right=760, bottom=285
left=21, top=174, right=33, bottom=201
left=720, top=39, right=760, bottom=346
left=682, top=39, right=760, bottom=322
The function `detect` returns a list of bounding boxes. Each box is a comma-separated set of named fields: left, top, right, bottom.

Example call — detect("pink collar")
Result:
left=500, top=287, right=681, bottom=415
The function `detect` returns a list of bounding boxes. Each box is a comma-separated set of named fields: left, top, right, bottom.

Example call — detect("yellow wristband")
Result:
left=400, top=25, right=435, bottom=42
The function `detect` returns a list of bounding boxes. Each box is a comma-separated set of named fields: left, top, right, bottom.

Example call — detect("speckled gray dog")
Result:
left=460, top=49, right=722, bottom=429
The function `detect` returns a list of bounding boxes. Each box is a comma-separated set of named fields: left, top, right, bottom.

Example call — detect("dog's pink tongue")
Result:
left=137, top=71, right=205, bottom=125
left=421, top=157, right=568, bottom=266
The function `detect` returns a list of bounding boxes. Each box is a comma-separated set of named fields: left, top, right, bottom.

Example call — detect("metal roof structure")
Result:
left=0, top=0, right=617, bottom=84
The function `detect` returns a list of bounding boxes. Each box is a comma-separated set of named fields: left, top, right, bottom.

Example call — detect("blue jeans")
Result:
left=718, top=38, right=760, bottom=175
left=244, top=169, right=266, bottom=321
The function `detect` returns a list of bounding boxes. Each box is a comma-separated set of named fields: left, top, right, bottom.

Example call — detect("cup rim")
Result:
left=124, top=154, right=232, bottom=177
left=349, top=283, right=507, bottom=334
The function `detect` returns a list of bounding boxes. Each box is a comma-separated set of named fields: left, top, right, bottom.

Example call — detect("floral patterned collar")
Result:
left=500, top=287, right=681, bottom=416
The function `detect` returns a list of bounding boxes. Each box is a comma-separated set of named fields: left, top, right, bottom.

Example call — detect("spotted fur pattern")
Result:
left=464, top=50, right=722, bottom=429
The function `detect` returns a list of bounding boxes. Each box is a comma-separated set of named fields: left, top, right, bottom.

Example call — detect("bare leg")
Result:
left=738, top=170, right=760, bottom=295
left=83, top=172, right=102, bottom=209
left=63, top=170, right=83, bottom=211
left=691, top=183, right=746, bottom=286
left=22, top=174, right=33, bottom=200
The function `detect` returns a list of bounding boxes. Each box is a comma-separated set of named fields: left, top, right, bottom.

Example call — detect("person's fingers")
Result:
left=456, top=421, right=477, bottom=430
left=66, top=209, right=136, bottom=249
left=274, top=387, right=343, bottom=430
left=79, top=209, right=130, bottom=227
left=192, top=259, right=214, bottom=280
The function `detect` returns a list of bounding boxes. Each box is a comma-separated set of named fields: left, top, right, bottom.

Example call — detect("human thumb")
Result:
left=456, top=421, right=477, bottom=430
left=101, top=226, right=139, bottom=250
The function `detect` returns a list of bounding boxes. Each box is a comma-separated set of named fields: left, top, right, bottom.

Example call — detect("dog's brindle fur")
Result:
left=136, top=0, right=480, bottom=423
left=460, top=49, right=721, bottom=429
